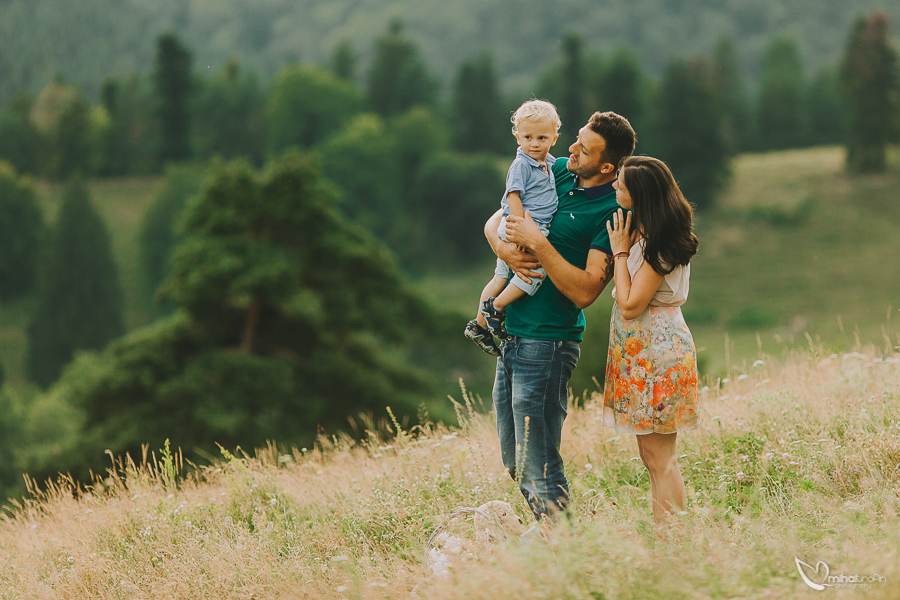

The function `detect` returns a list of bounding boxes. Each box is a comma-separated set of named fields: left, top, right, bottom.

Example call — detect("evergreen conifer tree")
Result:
left=46, top=152, right=440, bottom=476
left=712, top=37, right=750, bottom=154
left=654, top=57, right=729, bottom=211
left=807, top=65, right=847, bottom=146
left=0, top=161, right=45, bottom=301
left=450, top=54, right=507, bottom=154
left=757, top=35, right=806, bottom=150
left=193, top=58, right=265, bottom=165
left=331, top=41, right=357, bottom=81
left=366, top=19, right=438, bottom=117
left=841, top=11, right=900, bottom=172
left=154, top=32, right=193, bottom=165
left=559, top=33, right=587, bottom=145
left=0, top=93, right=42, bottom=175
left=26, top=176, right=124, bottom=388
left=597, top=47, right=645, bottom=136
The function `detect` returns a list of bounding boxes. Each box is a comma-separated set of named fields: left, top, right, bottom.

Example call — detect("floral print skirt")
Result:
left=602, top=302, right=699, bottom=435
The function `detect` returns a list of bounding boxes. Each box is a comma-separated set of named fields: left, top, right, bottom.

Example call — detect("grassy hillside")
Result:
left=2, top=0, right=898, bottom=103
left=0, top=344, right=897, bottom=598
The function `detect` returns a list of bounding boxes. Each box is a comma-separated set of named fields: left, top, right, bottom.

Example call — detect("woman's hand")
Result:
left=606, top=208, right=638, bottom=254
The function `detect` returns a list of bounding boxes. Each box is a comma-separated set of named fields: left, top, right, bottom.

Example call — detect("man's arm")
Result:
left=504, top=212, right=614, bottom=309
left=484, top=209, right=543, bottom=283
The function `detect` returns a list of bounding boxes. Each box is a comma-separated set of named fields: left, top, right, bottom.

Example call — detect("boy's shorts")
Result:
left=495, top=216, right=551, bottom=296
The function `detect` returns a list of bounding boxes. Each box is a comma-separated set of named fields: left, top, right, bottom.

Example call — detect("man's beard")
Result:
left=569, top=160, right=604, bottom=180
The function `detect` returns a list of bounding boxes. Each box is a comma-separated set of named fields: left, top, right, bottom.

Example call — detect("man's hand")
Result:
left=497, top=242, right=542, bottom=284
left=504, top=211, right=547, bottom=252
left=485, top=209, right=543, bottom=284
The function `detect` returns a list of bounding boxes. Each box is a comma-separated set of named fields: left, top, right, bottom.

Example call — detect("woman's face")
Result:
left=613, top=169, right=633, bottom=209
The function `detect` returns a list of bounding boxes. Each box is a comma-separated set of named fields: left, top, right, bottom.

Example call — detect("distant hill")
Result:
left=1, top=0, right=897, bottom=103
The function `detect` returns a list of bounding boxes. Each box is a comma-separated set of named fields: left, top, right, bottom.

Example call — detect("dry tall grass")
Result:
left=1, top=343, right=898, bottom=599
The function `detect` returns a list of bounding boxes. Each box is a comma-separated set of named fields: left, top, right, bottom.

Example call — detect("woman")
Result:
left=604, top=155, right=700, bottom=535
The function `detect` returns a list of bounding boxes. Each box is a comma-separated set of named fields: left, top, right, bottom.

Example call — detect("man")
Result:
left=484, top=111, right=636, bottom=521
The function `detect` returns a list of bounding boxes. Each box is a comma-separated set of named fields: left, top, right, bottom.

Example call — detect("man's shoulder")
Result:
left=552, top=157, right=570, bottom=178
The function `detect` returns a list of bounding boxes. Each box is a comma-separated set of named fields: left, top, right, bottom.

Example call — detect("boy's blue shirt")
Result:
left=500, top=147, right=558, bottom=224
left=504, top=156, right=618, bottom=342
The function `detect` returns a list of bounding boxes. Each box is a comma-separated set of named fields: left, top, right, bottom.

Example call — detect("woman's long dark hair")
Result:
left=620, top=156, right=699, bottom=275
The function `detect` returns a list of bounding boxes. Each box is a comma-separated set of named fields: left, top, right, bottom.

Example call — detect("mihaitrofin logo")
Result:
left=795, top=557, right=887, bottom=591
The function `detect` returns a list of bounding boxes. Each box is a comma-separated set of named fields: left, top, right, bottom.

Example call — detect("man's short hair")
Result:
left=586, top=112, right=636, bottom=169
left=512, top=100, right=562, bottom=134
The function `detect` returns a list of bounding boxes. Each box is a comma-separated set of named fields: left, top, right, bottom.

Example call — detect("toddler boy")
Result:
left=465, top=100, right=560, bottom=356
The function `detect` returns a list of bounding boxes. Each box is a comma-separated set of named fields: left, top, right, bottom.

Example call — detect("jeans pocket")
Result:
left=515, top=340, right=555, bottom=363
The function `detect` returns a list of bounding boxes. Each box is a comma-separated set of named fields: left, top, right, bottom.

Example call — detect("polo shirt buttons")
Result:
left=569, top=191, right=574, bottom=195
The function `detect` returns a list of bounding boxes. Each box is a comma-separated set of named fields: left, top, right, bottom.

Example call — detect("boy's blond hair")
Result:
left=511, top=100, right=561, bottom=135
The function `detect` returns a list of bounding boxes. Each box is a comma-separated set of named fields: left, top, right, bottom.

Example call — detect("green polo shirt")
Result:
left=505, top=157, right=618, bottom=342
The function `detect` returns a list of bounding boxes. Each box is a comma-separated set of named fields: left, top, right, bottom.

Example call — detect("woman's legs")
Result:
left=636, top=432, right=686, bottom=535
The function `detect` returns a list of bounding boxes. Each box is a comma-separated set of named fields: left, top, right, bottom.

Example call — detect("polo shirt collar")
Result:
left=577, top=177, right=616, bottom=200
left=515, top=146, right=546, bottom=168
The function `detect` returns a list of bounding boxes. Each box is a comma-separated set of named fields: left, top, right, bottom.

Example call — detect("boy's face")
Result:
left=514, top=120, right=559, bottom=162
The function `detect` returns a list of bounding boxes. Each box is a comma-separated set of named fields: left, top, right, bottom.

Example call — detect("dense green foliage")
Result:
left=26, top=176, right=124, bottom=388
left=841, top=11, right=900, bottom=172
left=34, top=152, right=444, bottom=480
left=0, top=162, right=45, bottom=301
left=266, top=63, right=364, bottom=154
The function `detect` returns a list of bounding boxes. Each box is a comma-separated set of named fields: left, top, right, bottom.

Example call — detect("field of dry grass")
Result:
left=1, top=340, right=898, bottom=599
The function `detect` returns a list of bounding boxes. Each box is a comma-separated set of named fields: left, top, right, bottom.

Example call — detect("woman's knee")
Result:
left=639, top=436, right=678, bottom=474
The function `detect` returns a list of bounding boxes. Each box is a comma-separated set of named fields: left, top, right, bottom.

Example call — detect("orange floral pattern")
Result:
left=602, top=303, right=699, bottom=434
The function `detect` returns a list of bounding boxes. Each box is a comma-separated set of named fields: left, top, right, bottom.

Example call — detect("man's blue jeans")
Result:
left=492, top=336, right=581, bottom=521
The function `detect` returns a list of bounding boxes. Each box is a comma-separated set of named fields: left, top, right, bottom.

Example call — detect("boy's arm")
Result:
left=484, top=209, right=542, bottom=282
left=505, top=191, right=524, bottom=217
left=504, top=212, right=614, bottom=309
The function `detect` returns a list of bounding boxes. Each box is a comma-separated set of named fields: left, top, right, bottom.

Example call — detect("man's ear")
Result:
left=600, top=163, right=616, bottom=174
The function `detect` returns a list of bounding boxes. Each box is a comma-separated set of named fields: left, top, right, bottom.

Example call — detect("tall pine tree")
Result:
left=366, top=19, right=438, bottom=117
left=0, top=161, right=45, bottom=301
left=154, top=32, right=193, bottom=165
left=757, top=35, right=806, bottom=150
left=193, top=57, right=266, bottom=165
left=807, top=65, right=847, bottom=146
left=559, top=32, right=587, bottom=146
left=596, top=47, right=646, bottom=135
left=654, top=57, right=729, bottom=211
left=331, top=41, right=357, bottom=81
left=712, top=37, right=750, bottom=154
left=26, top=176, right=124, bottom=388
left=841, top=11, right=900, bottom=172
left=0, top=93, right=42, bottom=175
left=450, top=54, right=507, bottom=154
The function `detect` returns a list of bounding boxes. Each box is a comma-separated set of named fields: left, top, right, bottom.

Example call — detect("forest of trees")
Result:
left=0, top=10, right=897, bottom=495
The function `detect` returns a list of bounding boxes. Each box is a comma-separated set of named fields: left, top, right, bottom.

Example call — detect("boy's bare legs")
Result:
left=476, top=275, right=509, bottom=328
left=492, top=280, right=527, bottom=311
left=636, top=433, right=686, bottom=540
